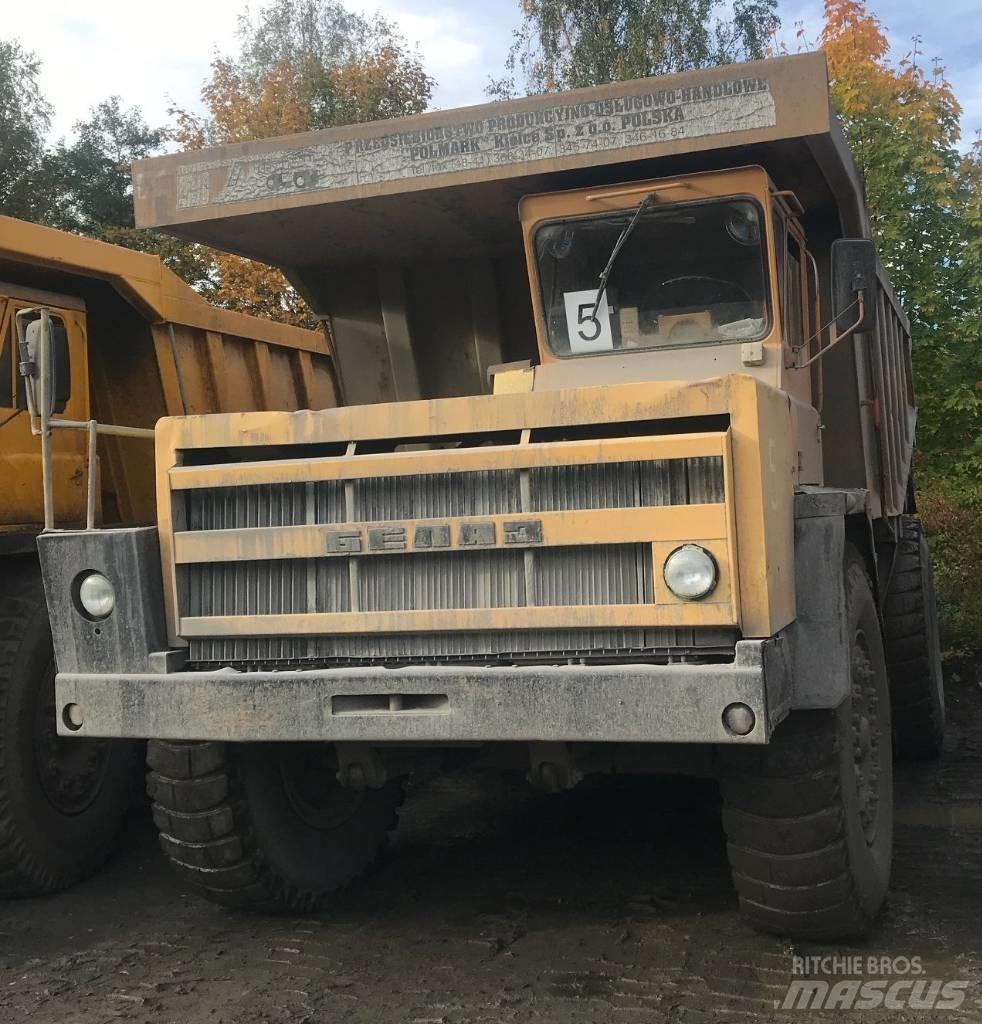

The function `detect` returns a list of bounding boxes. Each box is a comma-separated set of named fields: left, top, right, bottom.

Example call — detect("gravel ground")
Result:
left=2, top=671, right=981, bottom=1024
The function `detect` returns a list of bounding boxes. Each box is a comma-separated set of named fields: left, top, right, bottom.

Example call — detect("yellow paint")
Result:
left=173, top=504, right=729, bottom=563
left=169, top=431, right=725, bottom=490
left=519, top=167, right=787, bottom=374
left=0, top=216, right=328, bottom=355
left=180, top=601, right=737, bottom=639
left=492, top=366, right=535, bottom=394
left=157, top=376, right=795, bottom=644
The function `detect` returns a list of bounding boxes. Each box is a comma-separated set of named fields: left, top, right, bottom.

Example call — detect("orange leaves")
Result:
left=821, top=0, right=960, bottom=133
left=204, top=58, right=309, bottom=144
left=210, top=250, right=313, bottom=328
left=327, top=44, right=431, bottom=126
left=166, top=0, right=434, bottom=326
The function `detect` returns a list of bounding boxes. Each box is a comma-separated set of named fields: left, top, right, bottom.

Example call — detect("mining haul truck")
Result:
left=0, top=217, right=337, bottom=894
left=34, top=53, right=943, bottom=939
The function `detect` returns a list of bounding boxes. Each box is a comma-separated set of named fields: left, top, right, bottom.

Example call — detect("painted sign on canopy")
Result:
left=176, top=76, right=777, bottom=210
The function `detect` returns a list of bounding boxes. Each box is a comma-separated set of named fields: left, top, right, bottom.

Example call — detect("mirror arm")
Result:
left=794, top=291, right=865, bottom=370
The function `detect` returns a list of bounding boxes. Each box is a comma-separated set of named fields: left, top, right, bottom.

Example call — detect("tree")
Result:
left=174, top=0, right=432, bottom=146
left=171, top=0, right=435, bottom=327
left=0, top=40, right=53, bottom=221
left=490, top=0, right=780, bottom=97
left=46, top=98, right=164, bottom=233
left=821, top=0, right=981, bottom=479
left=820, top=0, right=982, bottom=652
left=41, top=98, right=215, bottom=291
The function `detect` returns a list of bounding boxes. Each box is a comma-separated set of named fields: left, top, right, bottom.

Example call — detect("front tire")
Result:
left=147, top=740, right=404, bottom=911
left=0, top=558, right=138, bottom=895
left=719, top=549, right=893, bottom=940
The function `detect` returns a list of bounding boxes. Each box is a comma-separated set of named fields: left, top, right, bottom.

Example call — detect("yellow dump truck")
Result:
left=36, top=53, right=943, bottom=939
left=0, top=216, right=337, bottom=894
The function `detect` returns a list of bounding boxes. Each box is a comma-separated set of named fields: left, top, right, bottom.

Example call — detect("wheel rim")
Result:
left=34, top=661, right=111, bottom=815
left=851, top=630, right=883, bottom=845
left=277, top=744, right=365, bottom=830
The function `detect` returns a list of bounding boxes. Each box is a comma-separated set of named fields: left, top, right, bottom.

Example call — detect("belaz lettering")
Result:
left=324, top=520, right=544, bottom=554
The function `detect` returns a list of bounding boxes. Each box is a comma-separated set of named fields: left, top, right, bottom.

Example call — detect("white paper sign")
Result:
left=564, top=290, right=614, bottom=354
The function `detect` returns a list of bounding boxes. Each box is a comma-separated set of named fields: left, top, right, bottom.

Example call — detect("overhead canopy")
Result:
left=131, top=53, right=869, bottom=410
left=133, top=52, right=867, bottom=273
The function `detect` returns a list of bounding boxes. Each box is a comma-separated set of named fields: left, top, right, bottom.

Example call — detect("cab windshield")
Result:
left=535, top=198, right=770, bottom=356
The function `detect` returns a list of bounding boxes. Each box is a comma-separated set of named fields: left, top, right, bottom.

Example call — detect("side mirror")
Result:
left=17, top=311, right=71, bottom=416
left=831, top=239, right=878, bottom=334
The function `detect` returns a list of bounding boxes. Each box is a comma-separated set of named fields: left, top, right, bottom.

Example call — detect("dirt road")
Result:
left=2, top=673, right=981, bottom=1023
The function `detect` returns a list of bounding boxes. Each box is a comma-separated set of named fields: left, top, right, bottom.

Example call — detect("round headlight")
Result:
left=77, top=572, right=115, bottom=620
left=663, top=545, right=718, bottom=600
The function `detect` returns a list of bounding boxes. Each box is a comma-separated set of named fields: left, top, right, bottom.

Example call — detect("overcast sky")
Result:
left=4, top=0, right=980, bottom=148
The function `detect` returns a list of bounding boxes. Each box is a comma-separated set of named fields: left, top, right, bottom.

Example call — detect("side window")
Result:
left=785, top=233, right=805, bottom=352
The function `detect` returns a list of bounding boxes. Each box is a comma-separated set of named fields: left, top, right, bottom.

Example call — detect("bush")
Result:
left=917, top=478, right=982, bottom=660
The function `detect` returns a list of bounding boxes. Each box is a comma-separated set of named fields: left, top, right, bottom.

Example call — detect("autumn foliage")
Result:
left=170, top=0, right=434, bottom=327
left=818, top=0, right=982, bottom=653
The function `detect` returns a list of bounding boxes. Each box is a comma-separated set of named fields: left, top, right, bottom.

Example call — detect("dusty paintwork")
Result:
left=154, top=375, right=790, bottom=644
left=172, top=77, right=775, bottom=210
left=131, top=54, right=831, bottom=248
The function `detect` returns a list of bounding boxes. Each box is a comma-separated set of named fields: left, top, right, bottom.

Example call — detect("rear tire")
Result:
left=0, top=558, right=138, bottom=895
left=719, top=549, right=893, bottom=939
left=147, top=740, right=404, bottom=911
left=883, top=517, right=945, bottom=760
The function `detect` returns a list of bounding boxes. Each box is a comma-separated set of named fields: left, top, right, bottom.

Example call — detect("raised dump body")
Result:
left=0, top=215, right=337, bottom=896
left=41, top=53, right=942, bottom=940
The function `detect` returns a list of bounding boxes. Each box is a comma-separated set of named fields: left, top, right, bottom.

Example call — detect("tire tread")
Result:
left=147, top=740, right=402, bottom=912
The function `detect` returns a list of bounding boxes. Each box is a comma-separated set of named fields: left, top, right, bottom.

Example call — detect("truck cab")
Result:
left=524, top=168, right=807, bottom=388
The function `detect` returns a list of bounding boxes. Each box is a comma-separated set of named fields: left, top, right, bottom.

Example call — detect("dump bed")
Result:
left=0, top=216, right=338, bottom=536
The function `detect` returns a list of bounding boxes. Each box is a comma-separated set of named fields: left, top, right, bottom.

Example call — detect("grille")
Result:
left=190, top=628, right=738, bottom=667
left=181, top=454, right=727, bottom=667
left=184, top=457, right=724, bottom=528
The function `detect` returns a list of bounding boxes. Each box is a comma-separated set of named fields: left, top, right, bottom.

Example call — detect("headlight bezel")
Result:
left=662, top=543, right=719, bottom=601
left=73, top=571, right=116, bottom=621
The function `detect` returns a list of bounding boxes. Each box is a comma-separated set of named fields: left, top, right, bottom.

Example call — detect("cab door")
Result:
left=0, top=297, right=90, bottom=528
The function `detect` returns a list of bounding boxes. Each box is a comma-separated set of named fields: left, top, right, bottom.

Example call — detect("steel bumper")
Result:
left=56, top=638, right=790, bottom=744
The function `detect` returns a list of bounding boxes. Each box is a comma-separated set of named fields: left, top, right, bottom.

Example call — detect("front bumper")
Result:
left=56, top=638, right=790, bottom=744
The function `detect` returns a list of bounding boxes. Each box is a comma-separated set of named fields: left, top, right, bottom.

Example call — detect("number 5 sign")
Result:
left=563, top=289, right=614, bottom=353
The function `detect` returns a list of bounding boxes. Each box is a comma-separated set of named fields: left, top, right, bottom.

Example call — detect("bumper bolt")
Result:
left=723, top=702, right=756, bottom=736
left=62, top=703, right=84, bottom=731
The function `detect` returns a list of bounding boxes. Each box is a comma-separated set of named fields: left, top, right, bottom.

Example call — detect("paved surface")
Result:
left=2, top=671, right=982, bottom=1023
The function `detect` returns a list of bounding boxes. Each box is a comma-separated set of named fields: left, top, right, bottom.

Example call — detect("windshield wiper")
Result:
left=592, top=193, right=655, bottom=317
